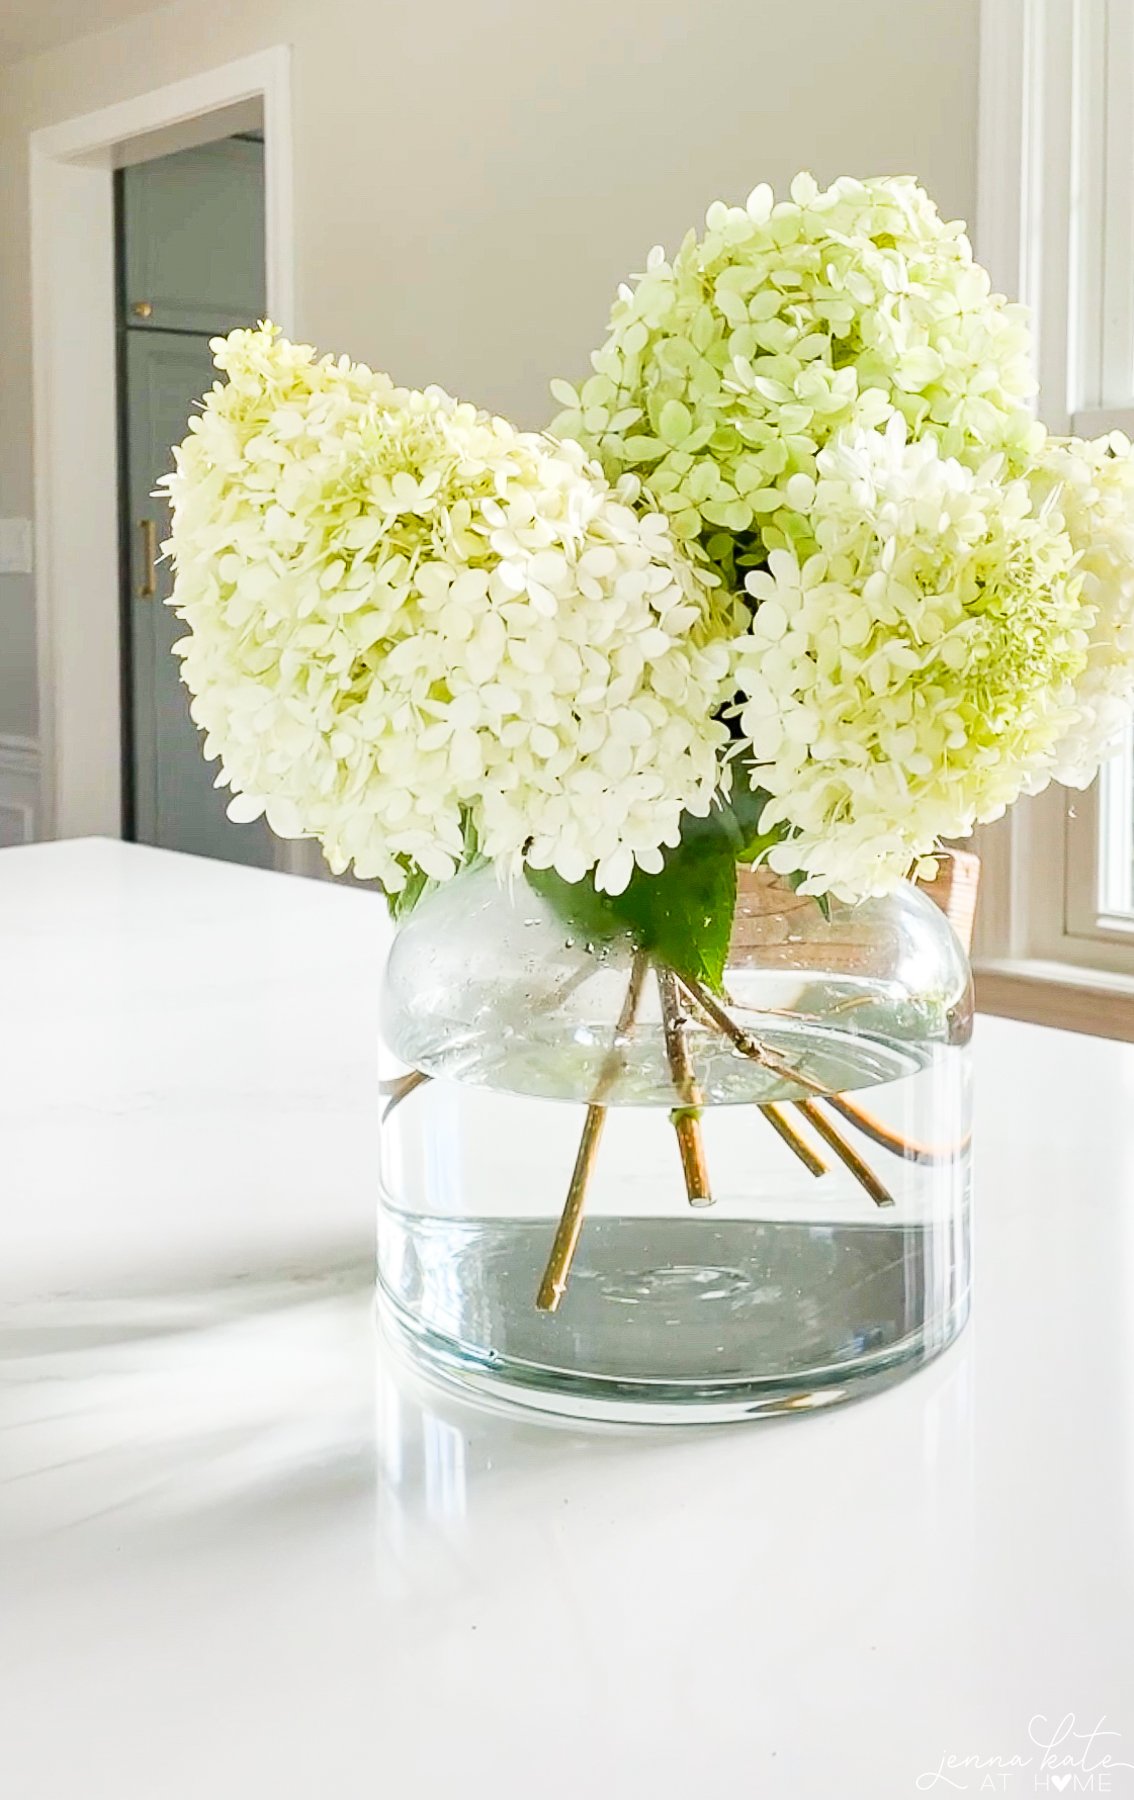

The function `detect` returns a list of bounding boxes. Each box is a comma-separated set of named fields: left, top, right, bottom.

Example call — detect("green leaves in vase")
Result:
left=528, top=782, right=776, bottom=996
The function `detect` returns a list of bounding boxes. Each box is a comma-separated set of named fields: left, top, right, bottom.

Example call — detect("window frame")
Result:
left=975, top=0, right=1134, bottom=1034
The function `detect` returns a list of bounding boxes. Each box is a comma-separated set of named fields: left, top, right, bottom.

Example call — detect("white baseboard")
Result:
left=0, top=735, right=39, bottom=847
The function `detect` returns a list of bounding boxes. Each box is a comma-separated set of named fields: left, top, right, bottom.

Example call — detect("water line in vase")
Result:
left=379, top=957, right=959, bottom=1317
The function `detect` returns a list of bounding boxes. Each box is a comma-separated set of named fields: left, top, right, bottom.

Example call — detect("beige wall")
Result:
left=0, top=0, right=980, bottom=743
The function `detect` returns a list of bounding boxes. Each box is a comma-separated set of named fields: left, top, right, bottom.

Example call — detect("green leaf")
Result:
left=387, top=865, right=433, bottom=921
left=526, top=864, right=630, bottom=949
left=387, top=811, right=481, bottom=922
left=738, top=826, right=782, bottom=864
left=529, top=798, right=743, bottom=996
left=612, top=825, right=737, bottom=994
left=723, top=780, right=776, bottom=857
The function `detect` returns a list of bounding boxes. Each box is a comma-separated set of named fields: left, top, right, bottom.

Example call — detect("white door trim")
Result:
left=29, top=46, right=294, bottom=845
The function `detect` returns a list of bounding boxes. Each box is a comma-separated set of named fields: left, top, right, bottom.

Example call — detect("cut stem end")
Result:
left=657, top=966, right=714, bottom=1208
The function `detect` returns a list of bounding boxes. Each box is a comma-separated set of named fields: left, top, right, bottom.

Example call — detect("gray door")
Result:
left=120, top=135, right=274, bottom=868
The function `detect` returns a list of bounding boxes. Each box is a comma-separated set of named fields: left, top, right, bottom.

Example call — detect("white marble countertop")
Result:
left=1, top=839, right=1130, bottom=1800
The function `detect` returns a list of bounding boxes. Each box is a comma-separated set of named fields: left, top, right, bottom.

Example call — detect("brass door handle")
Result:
left=136, top=517, right=158, bottom=599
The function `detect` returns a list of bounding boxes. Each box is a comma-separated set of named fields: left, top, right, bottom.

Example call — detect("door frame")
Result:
left=29, top=47, right=296, bottom=859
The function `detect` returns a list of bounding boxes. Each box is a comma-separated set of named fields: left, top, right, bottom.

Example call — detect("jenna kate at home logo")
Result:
left=916, top=1716, right=1133, bottom=1793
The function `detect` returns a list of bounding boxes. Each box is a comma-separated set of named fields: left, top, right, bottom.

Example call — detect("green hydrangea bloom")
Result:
left=550, top=174, right=1042, bottom=588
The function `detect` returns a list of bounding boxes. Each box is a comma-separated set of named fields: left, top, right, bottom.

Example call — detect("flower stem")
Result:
left=759, top=1102, right=828, bottom=1178
left=535, top=1105, right=608, bottom=1313
left=793, top=1100, right=895, bottom=1208
left=675, top=973, right=830, bottom=1099
left=535, top=950, right=650, bottom=1313
left=824, top=1094, right=970, bottom=1166
left=379, top=1068, right=430, bottom=1119
left=676, top=974, right=898, bottom=1205
left=656, top=966, right=713, bottom=1207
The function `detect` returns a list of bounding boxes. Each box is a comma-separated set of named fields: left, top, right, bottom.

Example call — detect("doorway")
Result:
left=29, top=48, right=293, bottom=848
left=117, top=132, right=274, bottom=867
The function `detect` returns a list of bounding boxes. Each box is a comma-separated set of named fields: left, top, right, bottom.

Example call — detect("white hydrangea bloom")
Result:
left=163, top=326, right=733, bottom=896
left=551, top=174, right=1042, bottom=588
left=1026, top=433, right=1134, bottom=786
left=731, top=419, right=1089, bottom=900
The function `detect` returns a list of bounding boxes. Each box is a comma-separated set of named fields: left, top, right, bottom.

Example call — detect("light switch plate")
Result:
left=0, top=518, right=33, bottom=575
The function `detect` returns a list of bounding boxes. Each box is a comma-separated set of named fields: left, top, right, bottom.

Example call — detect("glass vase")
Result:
left=377, top=863, right=972, bottom=1423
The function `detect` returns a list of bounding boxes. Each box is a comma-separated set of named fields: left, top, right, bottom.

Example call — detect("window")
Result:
left=975, top=0, right=1134, bottom=1032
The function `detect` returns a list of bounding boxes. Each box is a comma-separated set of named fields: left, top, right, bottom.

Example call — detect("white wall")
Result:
left=0, top=0, right=981, bottom=749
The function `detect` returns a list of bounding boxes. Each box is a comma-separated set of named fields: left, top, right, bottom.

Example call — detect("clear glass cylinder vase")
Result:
left=377, top=863, right=972, bottom=1423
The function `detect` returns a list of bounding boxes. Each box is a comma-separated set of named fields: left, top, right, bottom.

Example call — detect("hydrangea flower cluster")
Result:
left=163, top=326, right=733, bottom=895
left=1025, top=433, right=1134, bottom=786
left=550, top=171, right=1134, bottom=902
left=165, top=173, right=1134, bottom=918
left=550, top=175, right=1040, bottom=586
left=732, top=420, right=1087, bottom=897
